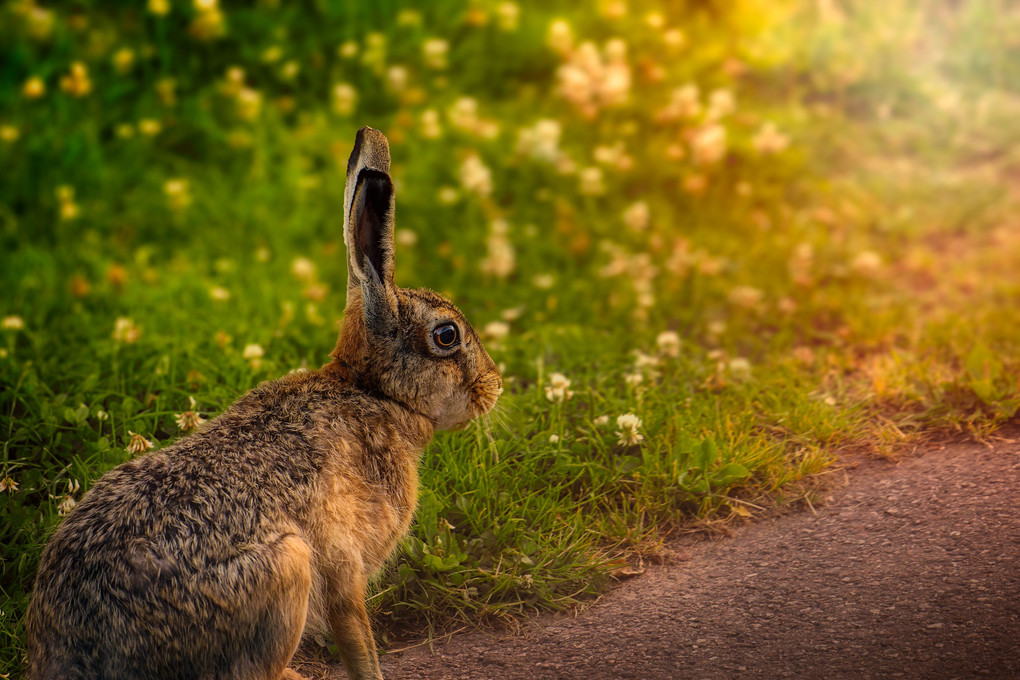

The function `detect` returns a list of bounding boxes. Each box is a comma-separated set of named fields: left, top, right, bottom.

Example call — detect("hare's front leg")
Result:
left=326, top=568, right=383, bottom=680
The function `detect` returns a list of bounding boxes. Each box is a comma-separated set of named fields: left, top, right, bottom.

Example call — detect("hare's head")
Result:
left=330, top=127, right=501, bottom=430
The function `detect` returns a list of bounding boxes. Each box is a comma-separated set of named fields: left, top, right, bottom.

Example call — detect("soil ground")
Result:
left=297, top=430, right=1020, bottom=680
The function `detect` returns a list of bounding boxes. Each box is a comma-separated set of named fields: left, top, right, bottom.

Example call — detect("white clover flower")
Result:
left=0, top=476, right=18, bottom=493
left=396, top=229, right=418, bottom=248
left=437, top=186, right=459, bottom=204
left=663, top=29, right=686, bottom=49
left=658, top=84, right=700, bottom=121
left=517, top=119, right=562, bottom=163
left=752, top=122, right=790, bottom=155
left=209, top=286, right=230, bottom=302
left=625, top=372, right=643, bottom=387
left=544, top=372, right=574, bottom=404
left=532, top=273, right=555, bottom=290
left=290, top=257, right=316, bottom=282
left=690, top=124, right=728, bottom=165
left=548, top=434, right=560, bottom=444
left=332, top=83, right=357, bottom=116
left=500, top=306, right=523, bottom=322
left=422, top=39, right=449, bottom=69
left=175, top=396, right=206, bottom=432
left=243, top=343, right=264, bottom=360
left=386, top=65, right=408, bottom=93
left=126, top=431, right=153, bottom=455
left=497, top=2, right=520, bottom=31
left=482, top=320, right=510, bottom=341
left=728, top=357, right=752, bottom=378
left=2, top=316, right=25, bottom=331
left=728, top=285, right=764, bottom=310
left=579, top=166, right=605, bottom=195
left=420, top=109, right=442, bottom=139
left=623, top=201, right=650, bottom=231
left=593, top=415, right=610, bottom=427
left=459, top=154, right=493, bottom=196
left=448, top=97, right=479, bottom=132
left=633, top=351, right=659, bottom=371
left=480, top=220, right=515, bottom=278
left=656, top=331, right=681, bottom=357
left=852, top=250, right=883, bottom=277
left=547, top=19, right=573, bottom=54
left=706, top=88, right=735, bottom=121
left=616, top=413, right=644, bottom=446
left=112, top=317, right=141, bottom=344
left=57, top=495, right=77, bottom=516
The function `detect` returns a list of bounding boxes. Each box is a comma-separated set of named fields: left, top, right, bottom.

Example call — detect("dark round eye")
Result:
left=432, top=323, right=459, bottom=349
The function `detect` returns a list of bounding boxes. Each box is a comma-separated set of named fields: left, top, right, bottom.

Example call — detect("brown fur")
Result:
left=25, top=128, right=501, bottom=680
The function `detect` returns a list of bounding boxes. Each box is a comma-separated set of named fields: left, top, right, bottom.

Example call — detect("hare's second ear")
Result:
left=347, top=168, right=398, bottom=324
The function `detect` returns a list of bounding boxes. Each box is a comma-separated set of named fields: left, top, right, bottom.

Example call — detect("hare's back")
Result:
left=27, top=430, right=315, bottom=679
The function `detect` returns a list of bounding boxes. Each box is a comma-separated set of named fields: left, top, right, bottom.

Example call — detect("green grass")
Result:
left=2, top=0, right=1020, bottom=673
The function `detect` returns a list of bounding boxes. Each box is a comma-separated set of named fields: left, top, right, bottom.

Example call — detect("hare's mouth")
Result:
left=470, top=370, right=503, bottom=417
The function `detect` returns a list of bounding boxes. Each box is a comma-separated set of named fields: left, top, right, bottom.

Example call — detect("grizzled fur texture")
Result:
left=26, top=127, right=501, bottom=680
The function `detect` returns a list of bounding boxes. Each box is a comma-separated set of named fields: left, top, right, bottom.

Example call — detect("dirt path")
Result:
left=299, top=432, right=1020, bottom=680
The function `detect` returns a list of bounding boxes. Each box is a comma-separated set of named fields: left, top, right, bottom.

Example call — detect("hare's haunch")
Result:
left=26, top=127, right=502, bottom=680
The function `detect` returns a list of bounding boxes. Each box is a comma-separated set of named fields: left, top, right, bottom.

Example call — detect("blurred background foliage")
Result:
left=2, top=0, right=1020, bottom=672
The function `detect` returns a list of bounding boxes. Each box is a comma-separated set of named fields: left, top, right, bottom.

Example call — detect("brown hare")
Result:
left=26, top=127, right=502, bottom=680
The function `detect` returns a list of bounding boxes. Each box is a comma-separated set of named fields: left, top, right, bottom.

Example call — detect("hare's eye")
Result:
left=432, top=323, right=459, bottom=349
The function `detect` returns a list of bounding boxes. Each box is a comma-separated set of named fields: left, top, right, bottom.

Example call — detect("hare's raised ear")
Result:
left=344, top=127, right=398, bottom=326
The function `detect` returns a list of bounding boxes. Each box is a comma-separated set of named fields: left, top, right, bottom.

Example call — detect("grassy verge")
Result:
left=2, top=0, right=1019, bottom=671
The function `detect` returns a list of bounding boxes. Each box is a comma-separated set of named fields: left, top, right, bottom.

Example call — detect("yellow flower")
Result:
left=59, top=62, right=92, bottom=97
left=156, top=78, right=177, bottom=107
left=163, top=178, right=192, bottom=212
left=23, top=76, right=46, bottom=99
left=112, top=48, right=135, bottom=75
left=235, top=87, right=262, bottom=121
left=148, top=0, right=171, bottom=16
left=1, top=125, right=20, bottom=143
left=138, top=119, right=162, bottom=136
left=59, top=202, right=80, bottom=221
left=189, top=1, right=226, bottom=41
left=338, top=41, right=358, bottom=59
